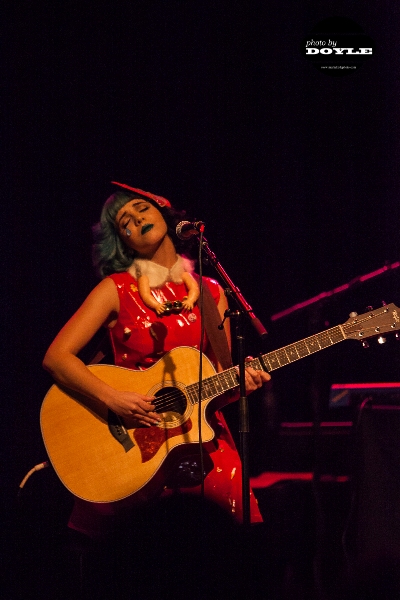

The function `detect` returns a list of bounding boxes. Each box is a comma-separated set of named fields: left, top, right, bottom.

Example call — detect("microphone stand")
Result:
left=199, top=235, right=268, bottom=528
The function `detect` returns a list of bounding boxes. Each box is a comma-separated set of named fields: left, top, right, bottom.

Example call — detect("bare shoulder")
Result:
left=86, top=277, right=119, bottom=305
left=44, top=278, right=120, bottom=358
left=79, top=277, right=120, bottom=324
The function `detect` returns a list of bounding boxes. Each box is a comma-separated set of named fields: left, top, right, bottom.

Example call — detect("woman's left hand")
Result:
left=243, top=365, right=271, bottom=394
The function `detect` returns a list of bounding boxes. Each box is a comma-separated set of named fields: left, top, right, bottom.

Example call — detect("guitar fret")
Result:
left=186, top=368, right=239, bottom=405
left=294, top=340, right=309, bottom=358
left=186, top=325, right=349, bottom=399
left=225, top=369, right=239, bottom=390
left=328, top=326, right=345, bottom=344
left=219, top=368, right=238, bottom=392
left=210, top=375, right=224, bottom=395
left=267, top=353, right=281, bottom=370
left=248, top=358, right=262, bottom=371
left=186, top=385, right=199, bottom=404
left=286, top=345, right=300, bottom=361
left=202, top=380, right=213, bottom=396
left=186, top=388, right=197, bottom=405
left=316, top=332, right=331, bottom=349
left=261, top=326, right=347, bottom=372
left=305, top=336, right=321, bottom=353
left=275, top=349, right=290, bottom=366
left=218, top=372, right=229, bottom=392
left=261, top=355, right=273, bottom=371
left=205, top=376, right=222, bottom=396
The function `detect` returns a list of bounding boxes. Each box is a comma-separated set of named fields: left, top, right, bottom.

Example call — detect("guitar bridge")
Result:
left=107, top=409, right=134, bottom=452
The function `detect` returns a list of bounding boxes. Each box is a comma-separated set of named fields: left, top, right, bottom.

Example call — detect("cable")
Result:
left=18, top=461, right=50, bottom=496
left=197, top=229, right=205, bottom=497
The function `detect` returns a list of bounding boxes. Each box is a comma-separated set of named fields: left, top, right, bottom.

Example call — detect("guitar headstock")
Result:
left=343, top=303, right=400, bottom=341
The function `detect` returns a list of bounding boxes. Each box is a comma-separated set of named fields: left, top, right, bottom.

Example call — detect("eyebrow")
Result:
left=117, top=200, right=148, bottom=226
left=117, top=211, right=127, bottom=226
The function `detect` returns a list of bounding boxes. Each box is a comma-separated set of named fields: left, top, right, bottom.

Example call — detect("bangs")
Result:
left=103, top=192, right=135, bottom=226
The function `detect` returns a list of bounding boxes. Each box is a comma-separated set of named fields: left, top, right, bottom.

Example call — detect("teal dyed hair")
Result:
left=92, top=191, right=135, bottom=278
left=92, top=190, right=191, bottom=278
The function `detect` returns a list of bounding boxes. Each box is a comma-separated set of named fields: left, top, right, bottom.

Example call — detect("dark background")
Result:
left=2, top=1, right=400, bottom=596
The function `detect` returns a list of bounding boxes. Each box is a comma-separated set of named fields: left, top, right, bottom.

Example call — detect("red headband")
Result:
left=111, top=181, right=172, bottom=208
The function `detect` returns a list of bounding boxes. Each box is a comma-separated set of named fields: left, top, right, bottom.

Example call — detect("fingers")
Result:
left=138, top=397, right=156, bottom=412
left=116, top=393, right=162, bottom=426
left=136, top=397, right=161, bottom=426
left=137, top=413, right=160, bottom=427
left=244, top=367, right=259, bottom=390
left=244, top=366, right=271, bottom=393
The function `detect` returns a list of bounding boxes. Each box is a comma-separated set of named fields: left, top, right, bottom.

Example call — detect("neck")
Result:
left=137, top=235, right=178, bottom=268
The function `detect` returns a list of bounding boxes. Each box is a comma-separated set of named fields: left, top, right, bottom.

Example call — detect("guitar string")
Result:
left=262, top=317, right=383, bottom=369
left=150, top=368, right=241, bottom=406
left=151, top=375, right=239, bottom=412
left=262, top=323, right=351, bottom=367
left=148, top=316, right=384, bottom=412
left=151, top=368, right=241, bottom=412
left=152, top=326, right=343, bottom=411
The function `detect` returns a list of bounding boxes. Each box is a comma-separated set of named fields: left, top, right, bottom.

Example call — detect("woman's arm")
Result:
left=43, top=278, right=161, bottom=426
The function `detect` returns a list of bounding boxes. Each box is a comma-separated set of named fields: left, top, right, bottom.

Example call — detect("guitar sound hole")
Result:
left=155, top=386, right=187, bottom=422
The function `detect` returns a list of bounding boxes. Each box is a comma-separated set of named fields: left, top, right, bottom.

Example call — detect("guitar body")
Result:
left=40, top=347, right=218, bottom=503
left=40, top=302, right=400, bottom=503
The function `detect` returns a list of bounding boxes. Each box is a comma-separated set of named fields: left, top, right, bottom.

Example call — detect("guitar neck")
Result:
left=186, top=324, right=346, bottom=404
left=258, top=323, right=345, bottom=372
left=185, top=301, right=400, bottom=404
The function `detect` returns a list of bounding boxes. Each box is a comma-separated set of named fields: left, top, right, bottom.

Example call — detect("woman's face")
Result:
left=115, top=198, right=168, bottom=256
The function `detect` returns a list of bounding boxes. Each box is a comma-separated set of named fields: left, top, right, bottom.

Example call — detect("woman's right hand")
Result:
left=43, top=278, right=163, bottom=428
left=107, top=390, right=162, bottom=427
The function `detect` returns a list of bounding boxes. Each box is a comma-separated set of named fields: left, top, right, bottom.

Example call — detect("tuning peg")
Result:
left=396, top=333, right=400, bottom=340
left=377, top=336, right=387, bottom=344
left=365, top=306, right=373, bottom=312
left=349, top=311, right=358, bottom=318
left=382, top=300, right=387, bottom=306
left=362, top=340, right=369, bottom=348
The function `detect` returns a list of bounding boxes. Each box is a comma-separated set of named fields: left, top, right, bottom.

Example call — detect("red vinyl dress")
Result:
left=68, top=270, right=262, bottom=539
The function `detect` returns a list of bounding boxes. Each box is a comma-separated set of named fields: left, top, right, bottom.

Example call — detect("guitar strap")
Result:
left=198, top=277, right=233, bottom=370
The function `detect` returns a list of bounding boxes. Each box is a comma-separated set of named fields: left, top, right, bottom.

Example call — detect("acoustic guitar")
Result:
left=41, top=303, right=400, bottom=503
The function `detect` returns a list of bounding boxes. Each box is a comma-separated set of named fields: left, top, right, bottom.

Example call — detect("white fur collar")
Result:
left=128, top=255, right=195, bottom=289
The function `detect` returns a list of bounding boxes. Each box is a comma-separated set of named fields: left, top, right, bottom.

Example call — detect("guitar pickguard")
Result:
left=134, top=419, right=193, bottom=463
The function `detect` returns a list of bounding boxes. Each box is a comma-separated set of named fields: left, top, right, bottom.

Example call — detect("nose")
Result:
left=134, top=214, right=145, bottom=226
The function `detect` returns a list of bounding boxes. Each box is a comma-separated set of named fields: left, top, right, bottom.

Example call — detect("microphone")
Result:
left=176, top=220, right=205, bottom=240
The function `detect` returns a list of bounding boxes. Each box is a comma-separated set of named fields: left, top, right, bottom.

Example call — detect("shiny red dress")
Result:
left=68, top=271, right=262, bottom=539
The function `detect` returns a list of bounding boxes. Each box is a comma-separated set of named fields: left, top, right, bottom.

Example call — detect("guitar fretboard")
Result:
left=186, top=367, right=239, bottom=404
left=186, top=324, right=346, bottom=404
left=260, top=324, right=345, bottom=371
